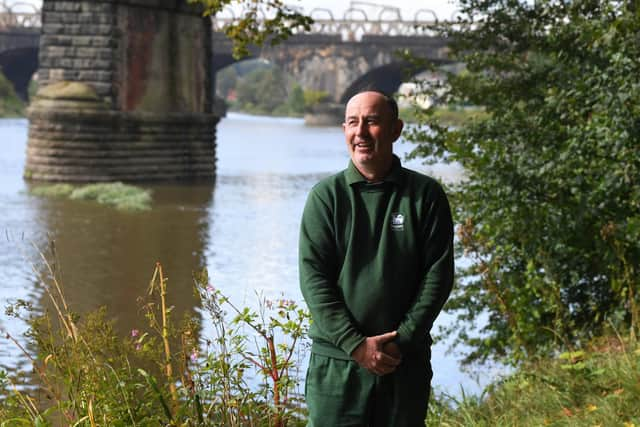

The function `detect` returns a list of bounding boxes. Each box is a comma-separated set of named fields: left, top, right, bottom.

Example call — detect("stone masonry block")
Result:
left=76, top=13, right=115, bottom=26
left=75, top=47, right=112, bottom=59
left=44, top=12, right=78, bottom=24
left=43, top=23, right=115, bottom=36
left=77, top=70, right=114, bottom=82
left=40, top=35, right=73, bottom=47
left=51, top=2, right=83, bottom=13
left=72, top=58, right=112, bottom=69
left=63, top=36, right=115, bottom=48
left=81, top=2, right=115, bottom=14
left=44, top=46, right=76, bottom=57
left=90, top=82, right=113, bottom=96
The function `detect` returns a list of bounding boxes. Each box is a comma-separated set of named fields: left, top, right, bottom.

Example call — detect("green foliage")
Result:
left=28, top=78, right=38, bottom=101
left=216, top=65, right=238, bottom=99
left=30, top=182, right=152, bottom=211
left=188, top=0, right=313, bottom=59
left=231, top=67, right=307, bottom=117
left=0, top=70, right=24, bottom=117
left=399, top=106, right=488, bottom=126
left=287, top=84, right=305, bottom=115
left=406, top=0, right=640, bottom=364
left=1, top=253, right=310, bottom=426
left=302, top=90, right=330, bottom=109
left=426, top=336, right=640, bottom=426
left=236, top=67, right=289, bottom=113
left=193, top=269, right=310, bottom=425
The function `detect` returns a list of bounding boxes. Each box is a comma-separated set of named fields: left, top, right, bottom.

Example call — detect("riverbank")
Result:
left=428, top=335, right=640, bottom=426
left=3, top=280, right=638, bottom=426
left=221, top=105, right=487, bottom=127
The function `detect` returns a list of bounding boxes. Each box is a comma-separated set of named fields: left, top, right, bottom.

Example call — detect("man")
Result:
left=299, top=90, right=454, bottom=426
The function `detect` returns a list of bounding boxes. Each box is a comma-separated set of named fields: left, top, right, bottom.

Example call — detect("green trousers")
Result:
left=305, top=353, right=432, bottom=427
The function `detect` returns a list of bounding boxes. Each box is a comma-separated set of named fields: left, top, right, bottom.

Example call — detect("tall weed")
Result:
left=1, top=249, right=310, bottom=426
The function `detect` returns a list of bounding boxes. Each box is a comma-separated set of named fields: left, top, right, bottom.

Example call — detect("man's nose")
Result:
left=356, top=121, right=368, bottom=136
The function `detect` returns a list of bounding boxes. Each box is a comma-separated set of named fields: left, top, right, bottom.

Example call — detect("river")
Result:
left=0, top=113, right=489, bottom=398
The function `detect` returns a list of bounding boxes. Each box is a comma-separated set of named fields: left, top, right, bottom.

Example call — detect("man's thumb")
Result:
left=375, top=331, right=398, bottom=344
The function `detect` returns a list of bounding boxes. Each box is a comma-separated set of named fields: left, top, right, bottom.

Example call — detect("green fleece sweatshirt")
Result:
left=299, top=155, right=454, bottom=360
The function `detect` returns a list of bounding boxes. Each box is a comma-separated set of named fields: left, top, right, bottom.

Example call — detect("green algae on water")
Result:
left=69, top=182, right=152, bottom=211
left=29, top=183, right=75, bottom=198
left=30, top=182, right=152, bottom=212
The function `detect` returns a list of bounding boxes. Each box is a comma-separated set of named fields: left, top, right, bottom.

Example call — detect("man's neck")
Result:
left=355, top=157, right=393, bottom=183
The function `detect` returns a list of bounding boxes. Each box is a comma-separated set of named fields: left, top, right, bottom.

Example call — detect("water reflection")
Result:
left=27, top=183, right=213, bottom=332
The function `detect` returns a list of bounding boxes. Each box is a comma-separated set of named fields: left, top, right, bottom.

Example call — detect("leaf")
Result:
left=138, top=369, right=173, bottom=421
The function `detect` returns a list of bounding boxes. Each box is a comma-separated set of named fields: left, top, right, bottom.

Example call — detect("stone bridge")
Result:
left=0, top=3, right=450, bottom=103
left=0, top=0, right=452, bottom=182
left=212, top=32, right=449, bottom=104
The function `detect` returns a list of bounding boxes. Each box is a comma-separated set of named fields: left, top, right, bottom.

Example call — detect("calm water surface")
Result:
left=0, top=113, right=487, bottom=396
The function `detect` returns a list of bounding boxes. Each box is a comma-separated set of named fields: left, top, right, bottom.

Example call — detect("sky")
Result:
left=10, top=0, right=460, bottom=22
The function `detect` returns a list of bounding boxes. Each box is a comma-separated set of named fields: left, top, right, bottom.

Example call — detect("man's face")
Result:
left=342, top=91, right=403, bottom=173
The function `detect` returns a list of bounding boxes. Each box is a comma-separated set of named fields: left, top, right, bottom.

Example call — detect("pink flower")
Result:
left=131, top=329, right=139, bottom=338
left=206, top=284, right=215, bottom=293
left=190, top=350, right=199, bottom=363
left=135, top=343, right=142, bottom=351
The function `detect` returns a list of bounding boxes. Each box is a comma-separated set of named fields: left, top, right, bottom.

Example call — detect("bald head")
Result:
left=346, top=90, right=399, bottom=123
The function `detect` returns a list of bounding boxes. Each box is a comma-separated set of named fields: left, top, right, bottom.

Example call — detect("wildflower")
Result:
left=135, top=343, right=142, bottom=351
left=278, top=299, right=295, bottom=308
left=586, top=404, right=597, bottom=412
left=206, top=284, right=215, bottom=293
left=131, top=329, right=139, bottom=338
left=190, top=349, right=199, bottom=363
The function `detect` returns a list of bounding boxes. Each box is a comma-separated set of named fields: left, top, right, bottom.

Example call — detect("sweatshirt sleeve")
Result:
left=396, top=184, right=454, bottom=354
left=299, top=188, right=366, bottom=356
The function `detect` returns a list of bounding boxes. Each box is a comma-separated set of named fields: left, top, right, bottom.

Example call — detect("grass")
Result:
left=427, top=335, right=640, bottom=426
left=29, top=182, right=152, bottom=211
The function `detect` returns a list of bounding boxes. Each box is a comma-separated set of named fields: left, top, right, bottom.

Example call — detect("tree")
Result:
left=235, top=66, right=288, bottom=113
left=0, top=70, right=24, bottom=117
left=407, top=0, right=640, bottom=365
left=188, top=0, right=313, bottom=58
left=286, top=84, right=305, bottom=115
left=216, top=65, right=237, bottom=99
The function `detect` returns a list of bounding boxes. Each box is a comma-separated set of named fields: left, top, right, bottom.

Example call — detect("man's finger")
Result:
left=372, top=331, right=397, bottom=344
left=377, top=352, right=401, bottom=367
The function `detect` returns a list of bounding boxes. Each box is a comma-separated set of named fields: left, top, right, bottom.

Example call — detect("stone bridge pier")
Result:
left=26, top=0, right=218, bottom=182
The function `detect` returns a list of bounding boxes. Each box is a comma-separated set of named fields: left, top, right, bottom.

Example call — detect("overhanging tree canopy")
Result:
left=407, top=0, right=640, bottom=364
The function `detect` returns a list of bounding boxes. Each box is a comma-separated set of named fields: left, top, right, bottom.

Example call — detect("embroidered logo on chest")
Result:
left=390, top=212, right=404, bottom=231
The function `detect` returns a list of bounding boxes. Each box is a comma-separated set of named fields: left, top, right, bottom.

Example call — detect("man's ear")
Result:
left=392, top=119, right=404, bottom=141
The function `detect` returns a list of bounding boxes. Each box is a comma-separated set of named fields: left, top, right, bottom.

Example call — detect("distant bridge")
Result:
left=0, top=2, right=451, bottom=103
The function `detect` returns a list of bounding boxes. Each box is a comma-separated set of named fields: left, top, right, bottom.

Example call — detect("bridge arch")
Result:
left=339, top=62, right=408, bottom=104
left=0, top=45, right=37, bottom=100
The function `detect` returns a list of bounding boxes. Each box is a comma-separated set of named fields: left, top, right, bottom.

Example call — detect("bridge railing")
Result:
left=0, top=12, right=40, bottom=28
left=0, top=5, right=446, bottom=39
left=211, top=17, right=440, bottom=42
left=0, top=1, right=40, bottom=29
